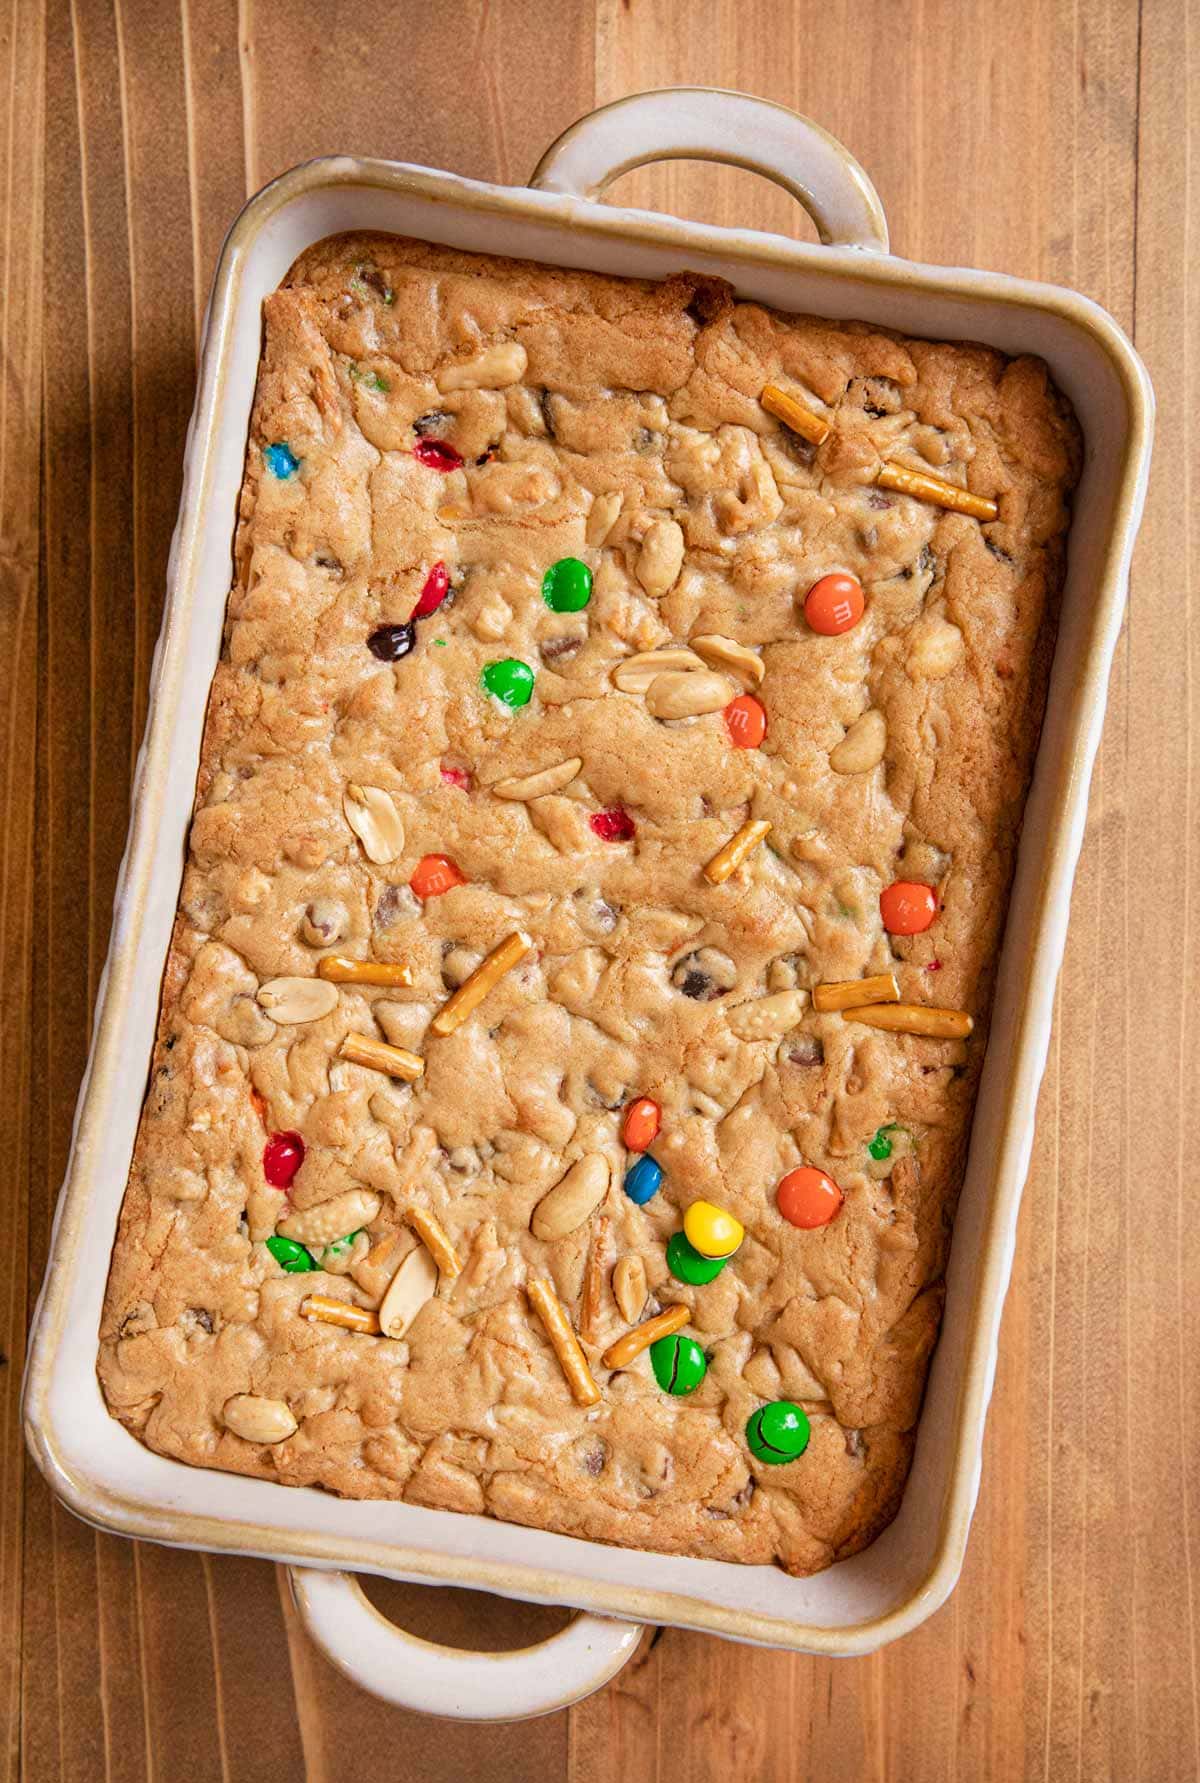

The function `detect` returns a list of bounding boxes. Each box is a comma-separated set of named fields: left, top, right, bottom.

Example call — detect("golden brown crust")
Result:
left=97, top=232, right=1079, bottom=1574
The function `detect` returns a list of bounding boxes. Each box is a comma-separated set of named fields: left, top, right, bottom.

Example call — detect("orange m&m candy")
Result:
left=622, top=1096, right=661, bottom=1152
left=777, top=1166, right=843, bottom=1229
left=804, top=573, right=864, bottom=636
left=880, top=880, right=937, bottom=936
left=410, top=854, right=466, bottom=900
left=725, top=694, right=767, bottom=749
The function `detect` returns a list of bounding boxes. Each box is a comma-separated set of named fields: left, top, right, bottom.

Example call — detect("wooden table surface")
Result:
left=4, top=0, right=1197, bottom=1776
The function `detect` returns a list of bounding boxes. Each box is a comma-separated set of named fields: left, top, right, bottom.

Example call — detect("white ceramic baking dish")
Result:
left=24, top=88, right=1153, bottom=1720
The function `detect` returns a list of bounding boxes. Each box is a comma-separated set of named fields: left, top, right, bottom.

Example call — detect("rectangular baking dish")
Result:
left=24, top=88, right=1152, bottom=1664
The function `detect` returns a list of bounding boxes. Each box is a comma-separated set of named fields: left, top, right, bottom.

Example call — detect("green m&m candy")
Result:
left=650, top=1332, right=707, bottom=1396
left=542, top=556, right=592, bottom=613
left=746, top=1400, right=811, bottom=1465
left=481, top=657, right=535, bottom=708
left=666, top=1230, right=727, bottom=1286
left=321, top=1229, right=363, bottom=1267
left=265, top=1235, right=317, bottom=1274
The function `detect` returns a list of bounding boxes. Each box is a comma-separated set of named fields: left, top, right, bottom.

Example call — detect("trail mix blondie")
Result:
left=98, top=233, right=1079, bottom=1574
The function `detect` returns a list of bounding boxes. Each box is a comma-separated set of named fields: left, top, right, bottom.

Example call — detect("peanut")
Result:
left=378, top=1244, right=439, bottom=1339
left=223, top=1394, right=297, bottom=1444
left=490, top=757, right=583, bottom=801
left=256, top=977, right=339, bottom=1024
left=725, top=989, right=809, bottom=1040
left=531, top=1152, right=610, bottom=1241
left=611, top=648, right=706, bottom=694
left=635, top=518, right=685, bottom=597
left=690, top=634, right=765, bottom=688
left=278, top=1189, right=382, bottom=1248
left=906, top=619, right=964, bottom=680
left=436, top=340, right=527, bottom=391
left=611, top=1253, right=647, bottom=1324
left=645, top=669, right=733, bottom=720
left=343, top=784, right=404, bottom=864
left=829, top=709, right=887, bottom=774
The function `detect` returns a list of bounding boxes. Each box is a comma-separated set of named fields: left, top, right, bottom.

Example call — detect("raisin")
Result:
left=367, top=623, right=416, bottom=661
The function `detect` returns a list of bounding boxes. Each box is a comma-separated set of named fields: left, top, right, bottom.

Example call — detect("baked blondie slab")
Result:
left=98, top=233, right=1078, bottom=1574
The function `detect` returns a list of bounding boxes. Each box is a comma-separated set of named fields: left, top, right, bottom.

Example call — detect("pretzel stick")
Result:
left=405, top=1206, right=461, bottom=1278
left=430, top=931, right=533, bottom=1037
left=760, top=381, right=830, bottom=446
left=876, top=461, right=998, bottom=522
left=813, top=972, right=900, bottom=1014
left=301, top=1294, right=381, bottom=1335
left=845, top=1002, right=973, bottom=1039
left=339, top=1031, right=424, bottom=1082
left=318, top=955, right=414, bottom=987
left=579, top=1216, right=610, bottom=1344
left=602, top=1303, right=690, bottom=1371
left=527, top=1278, right=602, bottom=1408
left=703, top=819, right=772, bottom=886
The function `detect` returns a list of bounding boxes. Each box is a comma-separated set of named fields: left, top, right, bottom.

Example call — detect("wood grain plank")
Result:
left=0, top=0, right=43, bottom=1776
left=13, top=1, right=1200, bottom=1778
left=1126, top=2, right=1200, bottom=1780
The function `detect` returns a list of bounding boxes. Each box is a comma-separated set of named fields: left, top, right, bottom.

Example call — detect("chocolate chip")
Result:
left=413, top=409, right=450, bottom=437
left=785, top=1034, right=824, bottom=1067
left=539, top=634, right=583, bottom=663
left=357, top=264, right=392, bottom=301
left=374, top=883, right=417, bottom=929
left=867, top=489, right=894, bottom=510
left=579, top=1444, right=607, bottom=1476
left=367, top=623, right=416, bottom=662
left=985, top=537, right=1015, bottom=565
left=671, top=948, right=737, bottom=1000
left=847, top=375, right=903, bottom=416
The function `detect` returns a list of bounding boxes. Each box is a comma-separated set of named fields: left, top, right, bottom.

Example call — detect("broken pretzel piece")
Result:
left=301, top=1294, right=381, bottom=1335
left=876, top=460, right=998, bottom=522
left=813, top=972, right=901, bottom=1014
left=339, top=1031, right=424, bottom=1082
left=405, top=1205, right=461, bottom=1278
left=579, top=1215, right=610, bottom=1344
left=430, top=930, right=533, bottom=1037
left=602, top=1303, right=690, bottom=1371
left=527, top=1277, right=601, bottom=1408
left=703, top=819, right=772, bottom=886
left=845, top=1002, right=973, bottom=1039
left=760, top=381, right=830, bottom=446
left=318, top=955, right=414, bottom=987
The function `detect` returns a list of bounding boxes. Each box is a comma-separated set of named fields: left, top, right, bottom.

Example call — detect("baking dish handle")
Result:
left=529, top=86, right=889, bottom=252
left=287, top=1567, right=643, bottom=1720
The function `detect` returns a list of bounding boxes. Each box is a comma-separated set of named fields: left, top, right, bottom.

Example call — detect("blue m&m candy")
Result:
left=263, top=442, right=300, bottom=478
left=623, top=1155, right=662, bottom=1205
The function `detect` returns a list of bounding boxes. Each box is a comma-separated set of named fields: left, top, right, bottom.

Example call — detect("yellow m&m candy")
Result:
left=683, top=1200, right=744, bottom=1260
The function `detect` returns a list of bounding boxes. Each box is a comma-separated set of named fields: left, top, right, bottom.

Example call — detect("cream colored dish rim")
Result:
left=23, top=120, right=1153, bottom=1659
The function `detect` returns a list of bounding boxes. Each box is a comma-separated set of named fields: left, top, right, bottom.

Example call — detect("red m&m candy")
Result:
left=411, top=854, right=467, bottom=899
left=263, top=1131, right=305, bottom=1191
left=412, top=561, right=450, bottom=618
left=804, top=573, right=864, bottom=636
left=777, top=1166, right=843, bottom=1229
left=880, top=880, right=937, bottom=935
left=725, top=694, right=767, bottom=749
